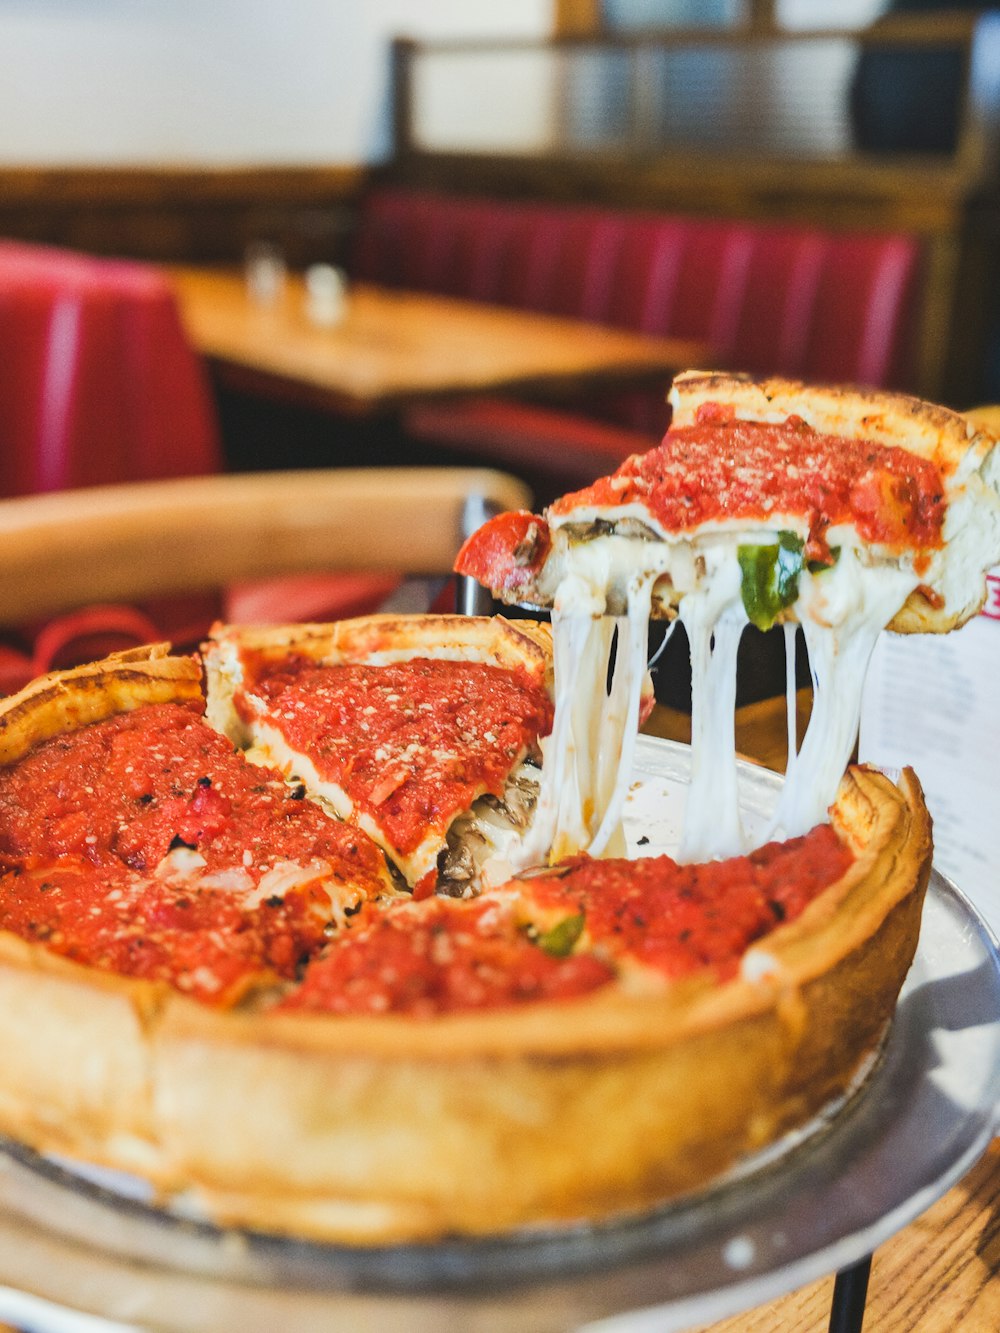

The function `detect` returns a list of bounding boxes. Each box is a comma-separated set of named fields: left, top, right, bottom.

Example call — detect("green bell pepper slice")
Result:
left=535, top=913, right=585, bottom=957
left=737, top=531, right=805, bottom=631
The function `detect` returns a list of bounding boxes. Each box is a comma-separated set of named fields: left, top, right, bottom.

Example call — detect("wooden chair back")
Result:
left=0, top=467, right=530, bottom=625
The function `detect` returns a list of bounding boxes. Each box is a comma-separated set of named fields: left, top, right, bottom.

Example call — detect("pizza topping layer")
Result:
left=0, top=702, right=385, bottom=886
left=0, top=701, right=394, bottom=1003
left=517, top=822, right=853, bottom=983
left=277, top=895, right=615, bottom=1017
left=233, top=658, right=553, bottom=887
left=0, top=679, right=852, bottom=1014
left=552, top=410, right=946, bottom=560
left=277, top=819, right=853, bottom=1017
left=0, top=857, right=334, bottom=1005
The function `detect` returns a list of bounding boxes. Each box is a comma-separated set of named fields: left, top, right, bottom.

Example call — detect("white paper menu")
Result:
left=859, top=571, right=1000, bottom=940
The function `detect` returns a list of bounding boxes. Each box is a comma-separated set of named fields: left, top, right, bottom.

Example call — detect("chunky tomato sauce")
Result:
left=0, top=703, right=390, bottom=1004
left=0, top=697, right=854, bottom=1014
left=244, top=659, right=553, bottom=856
left=552, top=408, right=945, bottom=561
left=278, top=896, right=614, bottom=1017
left=524, top=823, right=853, bottom=982
left=0, top=858, right=333, bottom=1004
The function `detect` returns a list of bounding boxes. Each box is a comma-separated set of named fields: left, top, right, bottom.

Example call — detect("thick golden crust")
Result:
left=0, top=645, right=202, bottom=766
left=670, top=371, right=1000, bottom=633
left=0, top=932, right=173, bottom=1184
left=141, top=767, right=930, bottom=1245
left=206, top=612, right=552, bottom=677
left=670, top=371, right=989, bottom=474
left=0, top=649, right=932, bottom=1245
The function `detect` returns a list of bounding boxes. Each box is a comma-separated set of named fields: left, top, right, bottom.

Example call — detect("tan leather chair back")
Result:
left=0, top=467, right=530, bottom=623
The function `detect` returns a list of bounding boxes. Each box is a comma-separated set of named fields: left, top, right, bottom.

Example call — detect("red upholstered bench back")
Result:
left=352, top=189, right=922, bottom=412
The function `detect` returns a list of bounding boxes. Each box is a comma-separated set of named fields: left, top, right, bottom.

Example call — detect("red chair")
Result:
left=0, top=242, right=223, bottom=685
left=0, top=241, right=222, bottom=493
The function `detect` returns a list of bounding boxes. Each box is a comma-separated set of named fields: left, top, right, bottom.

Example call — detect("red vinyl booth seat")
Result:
left=353, top=189, right=923, bottom=492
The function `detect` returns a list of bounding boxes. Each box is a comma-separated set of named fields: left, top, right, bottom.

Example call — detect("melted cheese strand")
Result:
left=512, top=522, right=924, bottom=869
left=783, top=620, right=799, bottom=790
left=514, top=542, right=672, bottom=870
left=771, top=552, right=918, bottom=838
left=646, top=617, right=678, bottom=669
left=564, top=615, right=617, bottom=856
left=679, top=570, right=748, bottom=862
left=590, top=570, right=659, bottom=856
left=590, top=616, right=629, bottom=854
left=534, top=611, right=600, bottom=862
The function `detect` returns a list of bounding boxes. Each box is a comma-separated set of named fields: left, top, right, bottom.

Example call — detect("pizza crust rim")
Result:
left=669, top=370, right=990, bottom=472
left=0, top=645, right=203, bottom=767
left=0, top=647, right=932, bottom=1242
left=204, top=612, right=553, bottom=681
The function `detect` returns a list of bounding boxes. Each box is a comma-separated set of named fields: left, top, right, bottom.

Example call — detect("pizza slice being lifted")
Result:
left=203, top=614, right=558, bottom=896
left=456, top=371, right=1000, bottom=866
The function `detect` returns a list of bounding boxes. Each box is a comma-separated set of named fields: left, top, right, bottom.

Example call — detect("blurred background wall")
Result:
left=0, top=0, right=553, bottom=166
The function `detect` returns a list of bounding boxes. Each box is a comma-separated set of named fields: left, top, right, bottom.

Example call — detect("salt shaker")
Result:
left=304, top=264, right=348, bottom=328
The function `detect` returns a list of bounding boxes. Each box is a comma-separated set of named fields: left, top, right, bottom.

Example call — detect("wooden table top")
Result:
left=643, top=693, right=1000, bottom=1331
left=165, top=265, right=707, bottom=415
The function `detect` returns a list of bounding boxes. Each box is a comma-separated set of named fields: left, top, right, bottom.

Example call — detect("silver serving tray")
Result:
left=0, top=737, right=996, bottom=1332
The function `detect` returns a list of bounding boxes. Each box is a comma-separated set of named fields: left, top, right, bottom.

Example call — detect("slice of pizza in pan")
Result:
left=456, top=371, right=1000, bottom=867
left=0, top=647, right=395, bottom=1009
left=202, top=613, right=561, bottom=896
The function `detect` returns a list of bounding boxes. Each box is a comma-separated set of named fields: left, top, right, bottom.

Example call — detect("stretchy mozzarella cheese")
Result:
left=455, top=373, right=1000, bottom=868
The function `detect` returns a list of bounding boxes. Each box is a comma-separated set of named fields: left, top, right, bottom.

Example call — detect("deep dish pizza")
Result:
left=0, top=372, right=993, bottom=1246
left=457, top=371, right=1000, bottom=867
left=0, top=629, right=930, bottom=1242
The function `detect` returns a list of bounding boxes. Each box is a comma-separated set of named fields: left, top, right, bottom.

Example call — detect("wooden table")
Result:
left=166, top=266, right=707, bottom=416
left=644, top=693, right=1000, bottom=1332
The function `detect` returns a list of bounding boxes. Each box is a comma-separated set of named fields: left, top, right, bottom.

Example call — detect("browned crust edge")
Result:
left=0, top=645, right=202, bottom=767
left=206, top=613, right=553, bottom=682
left=669, top=371, right=991, bottom=471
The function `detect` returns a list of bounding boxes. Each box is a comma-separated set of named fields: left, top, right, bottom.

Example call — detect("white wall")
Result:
left=0, top=0, right=553, bottom=166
